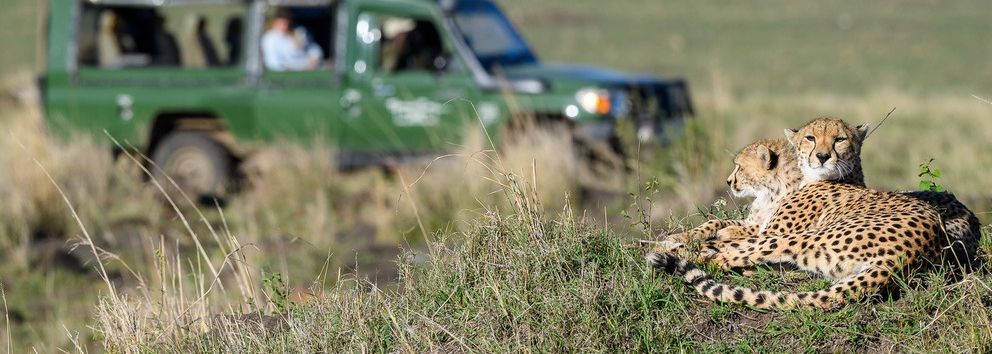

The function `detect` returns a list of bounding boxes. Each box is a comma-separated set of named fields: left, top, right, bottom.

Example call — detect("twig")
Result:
left=414, top=311, right=473, bottom=353
left=972, top=94, right=992, bottom=105
left=396, top=169, right=429, bottom=241
left=917, top=288, right=969, bottom=335
left=177, top=243, right=260, bottom=321
left=2, top=284, right=9, bottom=354
left=106, top=132, right=228, bottom=296
left=637, top=239, right=667, bottom=246
left=866, top=107, right=896, bottom=139
left=10, top=133, right=117, bottom=298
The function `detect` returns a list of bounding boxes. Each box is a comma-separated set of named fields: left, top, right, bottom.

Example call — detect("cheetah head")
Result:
left=784, top=117, right=869, bottom=182
left=727, top=139, right=796, bottom=198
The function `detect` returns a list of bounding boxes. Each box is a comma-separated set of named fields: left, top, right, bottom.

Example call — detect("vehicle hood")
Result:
left=501, top=62, right=663, bottom=88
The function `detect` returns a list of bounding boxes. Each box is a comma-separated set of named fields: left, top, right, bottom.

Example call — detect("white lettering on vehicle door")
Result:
left=385, top=97, right=445, bottom=126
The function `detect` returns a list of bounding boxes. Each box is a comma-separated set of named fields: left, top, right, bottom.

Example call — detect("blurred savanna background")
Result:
left=1, top=0, right=991, bottom=352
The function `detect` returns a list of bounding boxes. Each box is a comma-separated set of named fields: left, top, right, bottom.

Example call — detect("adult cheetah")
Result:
left=647, top=117, right=964, bottom=310
left=662, top=136, right=980, bottom=272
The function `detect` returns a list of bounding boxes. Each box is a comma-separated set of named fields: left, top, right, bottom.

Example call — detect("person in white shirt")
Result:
left=261, top=9, right=323, bottom=71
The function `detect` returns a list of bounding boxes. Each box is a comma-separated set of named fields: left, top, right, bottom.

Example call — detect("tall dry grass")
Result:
left=1, top=71, right=990, bottom=351
left=650, top=78, right=992, bottom=223
left=87, top=144, right=992, bottom=352
left=0, top=91, right=509, bottom=352
left=87, top=121, right=597, bottom=352
left=0, top=103, right=160, bottom=266
left=0, top=81, right=601, bottom=350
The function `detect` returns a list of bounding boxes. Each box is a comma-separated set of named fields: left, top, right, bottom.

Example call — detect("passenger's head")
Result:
left=383, top=18, right=416, bottom=40
left=271, top=9, right=293, bottom=32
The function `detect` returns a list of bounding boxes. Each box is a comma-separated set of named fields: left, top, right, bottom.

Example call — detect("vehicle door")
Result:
left=344, top=6, right=478, bottom=154
left=254, top=4, right=343, bottom=145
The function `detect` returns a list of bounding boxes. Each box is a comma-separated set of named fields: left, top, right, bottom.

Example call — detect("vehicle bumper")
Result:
left=626, top=78, right=693, bottom=144
left=574, top=121, right=615, bottom=142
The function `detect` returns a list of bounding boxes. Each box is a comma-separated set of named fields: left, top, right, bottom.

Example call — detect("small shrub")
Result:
left=917, top=158, right=945, bottom=192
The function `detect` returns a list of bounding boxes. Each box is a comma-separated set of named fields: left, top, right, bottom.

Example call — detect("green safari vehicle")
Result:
left=41, top=0, right=693, bottom=197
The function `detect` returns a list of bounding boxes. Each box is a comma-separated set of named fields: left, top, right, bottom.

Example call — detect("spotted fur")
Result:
left=661, top=139, right=803, bottom=249
left=785, top=117, right=867, bottom=186
left=662, top=124, right=981, bottom=271
left=648, top=117, right=973, bottom=310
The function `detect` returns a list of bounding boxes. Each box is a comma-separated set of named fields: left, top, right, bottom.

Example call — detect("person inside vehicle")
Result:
left=379, top=17, right=415, bottom=72
left=97, top=10, right=123, bottom=67
left=395, top=20, right=443, bottom=72
left=261, top=9, right=323, bottom=71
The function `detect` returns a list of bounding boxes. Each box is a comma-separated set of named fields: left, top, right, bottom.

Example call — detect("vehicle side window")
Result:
left=261, top=6, right=336, bottom=72
left=366, top=14, right=448, bottom=74
left=77, top=3, right=245, bottom=69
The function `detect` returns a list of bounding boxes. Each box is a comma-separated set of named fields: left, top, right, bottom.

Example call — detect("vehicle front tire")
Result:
left=150, top=131, right=233, bottom=202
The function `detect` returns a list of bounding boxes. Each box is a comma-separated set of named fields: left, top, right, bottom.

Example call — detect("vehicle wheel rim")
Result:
left=162, top=146, right=217, bottom=196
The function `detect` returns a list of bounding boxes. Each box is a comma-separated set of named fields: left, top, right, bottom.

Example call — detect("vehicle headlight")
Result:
left=575, top=88, right=611, bottom=115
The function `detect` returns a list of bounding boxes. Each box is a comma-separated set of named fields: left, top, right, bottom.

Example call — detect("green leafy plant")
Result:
left=262, top=270, right=289, bottom=314
left=622, top=176, right=662, bottom=234
left=697, top=197, right=746, bottom=221
left=918, top=158, right=945, bottom=192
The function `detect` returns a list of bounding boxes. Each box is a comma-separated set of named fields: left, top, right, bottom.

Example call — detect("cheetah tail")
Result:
left=646, top=252, right=858, bottom=310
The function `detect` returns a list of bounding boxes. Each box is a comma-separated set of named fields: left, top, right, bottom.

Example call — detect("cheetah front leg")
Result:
left=653, top=219, right=748, bottom=253
left=666, top=219, right=748, bottom=243
left=669, top=224, right=761, bottom=265
left=713, top=224, right=761, bottom=243
left=685, top=228, right=793, bottom=272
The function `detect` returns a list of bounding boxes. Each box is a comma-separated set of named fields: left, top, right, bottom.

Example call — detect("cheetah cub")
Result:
left=648, top=117, right=957, bottom=310
left=658, top=138, right=803, bottom=250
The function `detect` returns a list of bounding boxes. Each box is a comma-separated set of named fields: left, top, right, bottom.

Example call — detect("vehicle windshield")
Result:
left=451, top=0, right=537, bottom=72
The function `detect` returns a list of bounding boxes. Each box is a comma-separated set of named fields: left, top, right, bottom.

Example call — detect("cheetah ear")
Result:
left=783, top=128, right=799, bottom=147
left=757, top=144, right=775, bottom=170
left=855, top=123, right=870, bottom=140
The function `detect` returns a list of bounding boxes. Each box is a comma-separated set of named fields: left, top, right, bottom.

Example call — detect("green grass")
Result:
left=0, top=104, right=589, bottom=351
left=1, top=0, right=991, bottom=352
left=94, top=190, right=992, bottom=352
left=501, top=0, right=992, bottom=95
left=4, top=0, right=992, bottom=94
left=0, top=0, right=39, bottom=83
left=3, top=90, right=991, bottom=352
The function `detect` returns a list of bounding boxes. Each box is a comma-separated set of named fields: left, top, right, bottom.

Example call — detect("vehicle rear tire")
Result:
left=150, top=131, right=233, bottom=201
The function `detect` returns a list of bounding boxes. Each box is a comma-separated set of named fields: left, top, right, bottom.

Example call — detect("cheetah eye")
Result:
left=804, top=135, right=815, bottom=142
left=835, top=137, right=847, bottom=143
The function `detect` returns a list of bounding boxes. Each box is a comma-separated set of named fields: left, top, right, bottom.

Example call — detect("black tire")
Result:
left=150, top=131, right=232, bottom=201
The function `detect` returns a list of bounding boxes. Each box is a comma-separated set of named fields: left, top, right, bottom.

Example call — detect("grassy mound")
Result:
left=95, top=180, right=992, bottom=352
